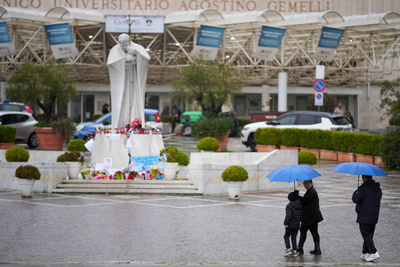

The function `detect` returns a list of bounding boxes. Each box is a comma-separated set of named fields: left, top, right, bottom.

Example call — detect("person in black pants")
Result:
left=297, top=179, right=323, bottom=255
left=283, top=190, right=302, bottom=256
left=352, top=175, right=382, bottom=262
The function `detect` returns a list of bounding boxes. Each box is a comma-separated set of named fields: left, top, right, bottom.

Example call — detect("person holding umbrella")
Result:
left=297, top=179, right=323, bottom=255
left=352, top=175, right=382, bottom=262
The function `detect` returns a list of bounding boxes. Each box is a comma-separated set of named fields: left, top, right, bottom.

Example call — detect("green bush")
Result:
left=0, top=125, right=16, bottom=143
left=389, top=116, right=400, bottom=126
left=67, top=139, right=87, bottom=152
left=282, top=128, right=300, bottom=147
left=56, top=151, right=84, bottom=163
left=92, top=114, right=103, bottom=121
left=160, top=146, right=179, bottom=163
left=298, top=151, right=317, bottom=165
left=319, top=130, right=334, bottom=150
left=176, top=152, right=190, bottom=166
left=254, top=128, right=282, bottom=146
left=160, top=115, right=173, bottom=123
left=353, top=133, right=383, bottom=156
left=331, top=131, right=355, bottom=152
left=5, top=147, right=30, bottom=162
left=237, top=117, right=251, bottom=127
left=298, top=129, right=314, bottom=148
left=192, top=117, right=233, bottom=138
left=221, top=165, right=249, bottom=182
left=197, top=137, right=220, bottom=151
left=15, top=165, right=41, bottom=180
left=381, top=129, right=400, bottom=169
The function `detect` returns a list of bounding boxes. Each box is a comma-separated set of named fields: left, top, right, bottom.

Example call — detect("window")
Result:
left=0, top=114, right=28, bottom=125
left=277, top=115, right=296, bottom=125
left=298, top=115, right=318, bottom=125
left=332, top=116, right=349, bottom=125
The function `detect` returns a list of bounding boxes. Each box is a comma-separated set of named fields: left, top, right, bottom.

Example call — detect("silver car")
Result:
left=0, top=111, right=38, bottom=148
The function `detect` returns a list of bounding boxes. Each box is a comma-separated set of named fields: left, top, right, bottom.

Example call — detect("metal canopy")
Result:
left=0, top=6, right=399, bottom=87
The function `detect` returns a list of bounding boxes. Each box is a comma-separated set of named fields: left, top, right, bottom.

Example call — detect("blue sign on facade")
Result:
left=258, top=26, right=286, bottom=48
left=0, top=21, right=16, bottom=57
left=318, top=26, right=345, bottom=49
left=45, top=23, right=74, bottom=45
left=0, top=22, right=11, bottom=44
left=44, top=23, right=78, bottom=59
left=196, top=25, right=225, bottom=48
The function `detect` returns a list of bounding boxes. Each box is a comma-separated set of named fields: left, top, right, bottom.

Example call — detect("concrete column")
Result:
left=261, top=85, right=270, bottom=112
left=278, top=72, right=287, bottom=112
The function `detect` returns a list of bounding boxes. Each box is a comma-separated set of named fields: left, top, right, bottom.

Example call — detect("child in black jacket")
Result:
left=283, top=190, right=302, bottom=256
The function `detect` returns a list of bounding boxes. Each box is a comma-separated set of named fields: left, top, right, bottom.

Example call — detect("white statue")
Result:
left=107, top=33, right=150, bottom=129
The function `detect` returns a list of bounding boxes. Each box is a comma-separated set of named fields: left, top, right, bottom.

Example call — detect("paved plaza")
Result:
left=1, top=137, right=400, bottom=266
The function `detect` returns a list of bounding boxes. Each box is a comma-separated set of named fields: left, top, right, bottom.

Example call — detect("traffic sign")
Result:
left=313, top=79, right=326, bottom=92
left=315, top=92, right=323, bottom=106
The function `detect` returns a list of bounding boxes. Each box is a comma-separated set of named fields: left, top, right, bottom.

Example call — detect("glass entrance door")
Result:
left=83, top=95, right=94, bottom=122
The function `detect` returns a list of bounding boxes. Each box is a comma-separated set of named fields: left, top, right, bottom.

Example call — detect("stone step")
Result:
left=61, top=179, right=193, bottom=185
left=51, top=188, right=202, bottom=194
left=53, top=179, right=201, bottom=195
left=56, top=183, right=198, bottom=190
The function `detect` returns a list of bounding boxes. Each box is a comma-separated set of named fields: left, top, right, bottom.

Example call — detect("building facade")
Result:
left=0, top=1, right=399, bottom=130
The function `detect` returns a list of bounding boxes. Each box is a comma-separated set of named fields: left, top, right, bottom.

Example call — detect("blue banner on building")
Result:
left=190, top=25, right=225, bottom=60
left=45, top=23, right=79, bottom=59
left=0, top=21, right=16, bottom=57
left=315, top=26, right=345, bottom=61
left=254, top=26, right=286, bottom=61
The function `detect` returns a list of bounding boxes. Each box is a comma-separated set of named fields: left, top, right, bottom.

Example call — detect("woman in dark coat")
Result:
left=297, top=179, right=324, bottom=255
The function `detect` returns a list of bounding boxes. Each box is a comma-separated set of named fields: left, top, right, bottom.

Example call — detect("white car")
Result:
left=241, top=111, right=353, bottom=152
left=0, top=111, right=38, bottom=148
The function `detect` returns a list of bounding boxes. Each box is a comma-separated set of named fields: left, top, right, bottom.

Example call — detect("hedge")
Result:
left=254, top=128, right=383, bottom=156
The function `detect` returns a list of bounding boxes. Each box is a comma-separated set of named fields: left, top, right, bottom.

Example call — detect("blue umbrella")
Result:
left=267, top=165, right=321, bottom=190
left=332, top=162, right=387, bottom=186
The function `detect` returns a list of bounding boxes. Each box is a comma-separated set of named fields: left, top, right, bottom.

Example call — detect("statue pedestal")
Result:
left=129, top=134, right=164, bottom=156
left=90, top=134, right=165, bottom=171
left=90, top=134, right=129, bottom=170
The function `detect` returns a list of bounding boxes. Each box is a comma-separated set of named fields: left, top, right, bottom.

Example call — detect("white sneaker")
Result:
left=292, top=250, right=298, bottom=256
left=360, top=253, right=370, bottom=260
left=284, top=248, right=292, bottom=256
left=366, top=252, right=380, bottom=262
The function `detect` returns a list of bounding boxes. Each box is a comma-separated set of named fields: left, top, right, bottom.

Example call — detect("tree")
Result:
left=170, top=57, right=245, bottom=117
left=6, top=60, right=78, bottom=124
left=377, top=77, right=400, bottom=125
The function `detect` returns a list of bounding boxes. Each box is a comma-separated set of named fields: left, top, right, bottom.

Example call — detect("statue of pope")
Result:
left=107, top=33, right=150, bottom=129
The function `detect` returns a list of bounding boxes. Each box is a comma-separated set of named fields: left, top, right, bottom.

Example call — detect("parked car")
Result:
left=73, top=109, right=163, bottom=141
left=181, top=111, right=241, bottom=137
left=0, top=111, right=38, bottom=148
left=0, top=100, right=36, bottom=118
left=241, top=111, right=353, bottom=152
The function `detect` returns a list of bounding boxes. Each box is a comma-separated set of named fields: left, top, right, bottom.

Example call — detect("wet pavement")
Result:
left=1, top=136, right=400, bottom=266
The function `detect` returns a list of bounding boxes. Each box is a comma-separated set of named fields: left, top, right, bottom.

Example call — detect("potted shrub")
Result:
left=0, top=125, right=16, bottom=149
left=5, top=146, right=29, bottom=162
left=15, top=165, right=41, bottom=197
left=35, top=118, right=76, bottom=151
left=67, top=139, right=88, bottom=152
left=221, top=165, right=249, bottom=200
left=191, top=117, right=233, bottom=151
left=160, top=146, right=180, bottom=180
left=298, top=151, right=317, bottom=165
left=57, top=151, right=84, bottom=179
left=197, top=137, right=220, bottom=152
left=175, top=151, right=190, bottom=179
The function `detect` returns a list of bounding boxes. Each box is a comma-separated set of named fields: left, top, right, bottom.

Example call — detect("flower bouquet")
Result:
left=128, top=170, right=139, bottom=180
left=114, top=170, right=123, bottom=180
left=92, top=170, right=108, bottom=180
